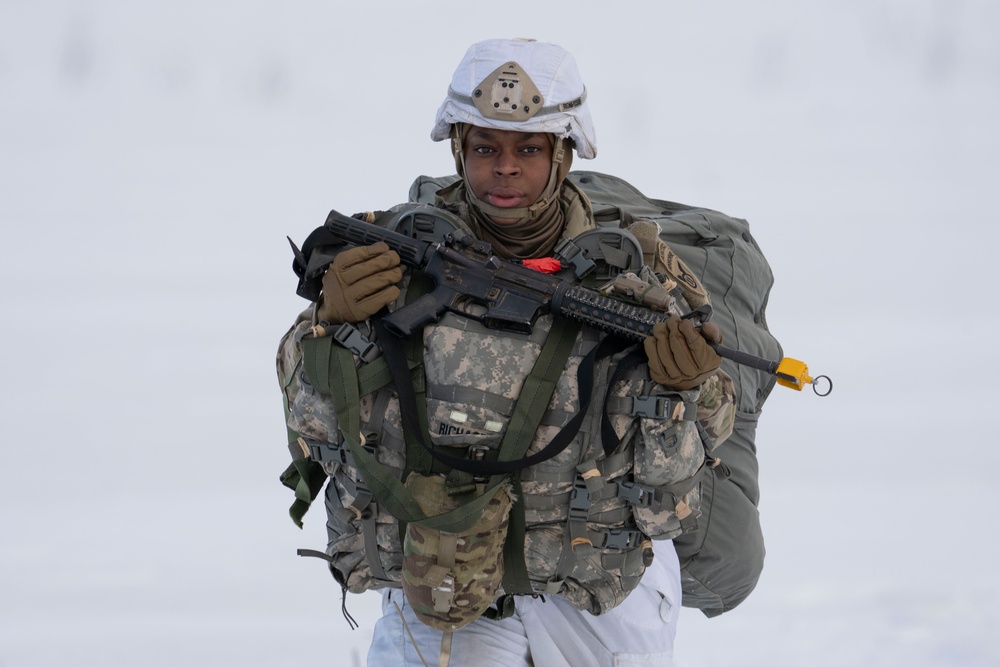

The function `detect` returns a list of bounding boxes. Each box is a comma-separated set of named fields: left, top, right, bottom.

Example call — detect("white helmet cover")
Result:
left=431, top=38, right=597, bottom=159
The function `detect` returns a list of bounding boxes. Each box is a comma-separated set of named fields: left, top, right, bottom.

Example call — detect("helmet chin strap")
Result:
left=452, top=126, right=567, bottom=223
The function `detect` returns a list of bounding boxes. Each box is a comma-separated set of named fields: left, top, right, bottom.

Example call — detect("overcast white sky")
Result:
left=1, top=1, right=999, bottom=666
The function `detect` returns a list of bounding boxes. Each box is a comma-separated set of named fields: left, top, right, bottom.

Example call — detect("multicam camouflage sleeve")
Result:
left=696, top=371, right=737, bottom=449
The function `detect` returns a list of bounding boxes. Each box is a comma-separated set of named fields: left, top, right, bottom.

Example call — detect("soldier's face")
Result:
left=463, top=127, right=553, bottom=225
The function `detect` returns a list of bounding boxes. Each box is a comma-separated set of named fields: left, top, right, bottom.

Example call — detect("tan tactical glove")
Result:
left=317, top=242, right=402, bottom=324
left=644, top=318, right=722, bottom=390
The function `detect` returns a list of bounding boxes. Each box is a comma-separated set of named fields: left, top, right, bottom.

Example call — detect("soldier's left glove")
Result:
left=644, top=318, right=722, bottom=390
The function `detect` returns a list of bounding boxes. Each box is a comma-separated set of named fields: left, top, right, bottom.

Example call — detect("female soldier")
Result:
left=279, top=38, right=735, bottom=666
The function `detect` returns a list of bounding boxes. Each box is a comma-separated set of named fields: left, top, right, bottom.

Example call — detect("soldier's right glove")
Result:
left=317, top=242, right=402, bottom=324
left=644, top=317, right=722, bottom=390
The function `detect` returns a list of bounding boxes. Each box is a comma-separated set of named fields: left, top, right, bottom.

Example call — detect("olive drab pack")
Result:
left=408, top=171, right=781, bottom=617
left=574, top=171, right=779, bottom=616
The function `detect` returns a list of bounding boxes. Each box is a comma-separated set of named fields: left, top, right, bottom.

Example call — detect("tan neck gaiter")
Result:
left=445, top=124, right=576, bottom=259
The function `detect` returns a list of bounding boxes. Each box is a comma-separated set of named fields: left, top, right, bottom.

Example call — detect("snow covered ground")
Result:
left=2, top=1, right=998, bottom=665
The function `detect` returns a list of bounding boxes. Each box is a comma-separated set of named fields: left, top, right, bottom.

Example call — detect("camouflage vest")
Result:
left=278, top=200, right=735, bottom=630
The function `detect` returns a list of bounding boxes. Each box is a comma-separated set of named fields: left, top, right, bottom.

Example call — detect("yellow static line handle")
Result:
left=774, top=358, right=832, bottom=396
left=775, top=357, right=811, bottom=390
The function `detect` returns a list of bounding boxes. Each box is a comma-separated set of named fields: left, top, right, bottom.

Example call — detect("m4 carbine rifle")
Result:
left=290, top=207, right=830, bottom=395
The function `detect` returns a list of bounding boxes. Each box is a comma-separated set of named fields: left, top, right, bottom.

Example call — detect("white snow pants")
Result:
left=366, top=541, right=681, bottom=667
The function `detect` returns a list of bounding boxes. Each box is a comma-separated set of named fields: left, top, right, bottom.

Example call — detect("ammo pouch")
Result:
left=401, top=474, right=513, bottom=631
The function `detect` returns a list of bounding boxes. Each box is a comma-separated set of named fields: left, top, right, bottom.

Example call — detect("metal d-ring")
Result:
left=812, top=375, right=833, bottom=397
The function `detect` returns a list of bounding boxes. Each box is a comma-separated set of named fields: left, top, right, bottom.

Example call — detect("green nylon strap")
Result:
left=327, top=341, right=499, bottom=533
left=302, top=330, right=422, bottom=398
left=499, top=318, right=580, bottom=462
left=293, top=330, right=398, bottom=529
left=357, top=356, right=407, bottom=396
left=398, top=271, right=434, bottom=478
left=279, top=458, right=327, bottom=528
left=496, top=317, right=582, bottom=594
left=302, top=334, right=335, bottom=396
left=502, top=478, right=531, bottom=593
left=400, top=332, right=432, bottom=477
left=280, top=350, right=327, bottom=527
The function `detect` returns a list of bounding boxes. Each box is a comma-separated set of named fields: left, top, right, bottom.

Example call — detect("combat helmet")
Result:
left=431, top=38, right=597, bottom=159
